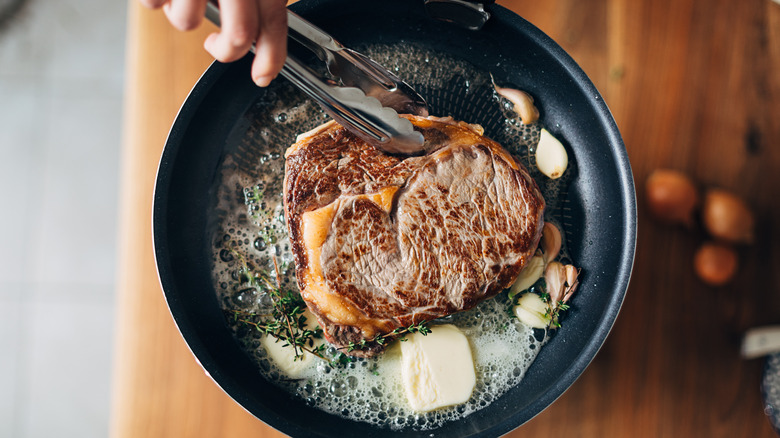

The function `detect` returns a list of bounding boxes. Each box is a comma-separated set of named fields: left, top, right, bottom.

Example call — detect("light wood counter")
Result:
left=111, top=1, right=780, bottom=436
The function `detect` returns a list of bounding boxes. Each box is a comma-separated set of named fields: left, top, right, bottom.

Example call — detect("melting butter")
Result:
left=400, top=324, right=476, bottom=412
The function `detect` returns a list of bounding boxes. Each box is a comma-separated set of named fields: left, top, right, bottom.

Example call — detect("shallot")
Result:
left=702, top=189, right=754, bottom=244
left=645, top=169, right=698, bottom=227
left=694, top=242, right=738, bottom=286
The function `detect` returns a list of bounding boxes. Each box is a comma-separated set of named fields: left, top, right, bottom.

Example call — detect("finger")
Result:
left=163, top=0, right=207, bottom=31
left=204, top=0, right=260, bottom=63
left=252, top=0, right=287, bottom=86
left=139, top=0, right=168, bottom=9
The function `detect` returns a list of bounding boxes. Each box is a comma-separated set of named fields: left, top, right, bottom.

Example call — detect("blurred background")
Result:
left=1, top=0, right=779, bottom=437
left=0, top=0, right=125, bottom=436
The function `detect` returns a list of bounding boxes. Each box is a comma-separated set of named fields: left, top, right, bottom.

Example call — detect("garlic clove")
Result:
left=495, top=87, right=540, bottom=125
left=544, top=261, right=566, bottom=305
left=513, top=293, right=550, bottom=328
left=541, top=222, right=562, bottom=263
left=562, top=264, right=580, bottom=302
left=509, top=255, right=545, bottom=298
left=535, top=128, right=568, bottom=179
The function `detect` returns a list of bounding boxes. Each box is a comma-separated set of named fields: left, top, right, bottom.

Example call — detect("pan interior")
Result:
left=209, top=42, right=575, bottom=431
left=155, top=1, right=634, bottom=436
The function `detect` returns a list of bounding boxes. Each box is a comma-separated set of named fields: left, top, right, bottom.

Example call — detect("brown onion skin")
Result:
left=701, top=189, right=754, bottom=244
left=645, top=169, right=699, bottom=227
left=694, top=242, right=738, bottom=286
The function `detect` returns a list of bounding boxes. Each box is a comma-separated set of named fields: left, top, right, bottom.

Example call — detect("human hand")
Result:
left=139, top=0, right=287, bottom=86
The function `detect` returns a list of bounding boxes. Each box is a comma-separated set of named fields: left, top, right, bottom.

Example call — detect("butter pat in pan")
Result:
left=400, top=324, right=476, bottom=412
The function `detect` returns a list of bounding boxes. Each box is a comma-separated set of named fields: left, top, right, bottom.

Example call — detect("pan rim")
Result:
left=152, top=1, right=637, bottom=436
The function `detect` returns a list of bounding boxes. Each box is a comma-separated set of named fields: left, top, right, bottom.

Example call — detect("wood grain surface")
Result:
left=110, top=0, right=780, bottom=436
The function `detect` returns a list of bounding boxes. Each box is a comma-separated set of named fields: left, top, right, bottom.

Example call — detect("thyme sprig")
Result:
left=231, top=309, right=330, bottom=361
left=225, top=243, right=430, bottom=366
left=225, top=243, right=327, bottom=362
left=545, top=300, right=571, bottom=328
left=272, top=257, right=300, bottom=357
left=342, top=322, right=432, bottom=353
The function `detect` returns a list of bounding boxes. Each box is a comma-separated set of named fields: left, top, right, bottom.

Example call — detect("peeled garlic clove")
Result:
left=541, top=222, right=562, bottom=263
left=509, top=255, right=545, bottom=298
left=535, top=128, right=568, bottom=179
left=495, top=87, right=540, bottom=125
left=513, top=293, right=550, bottom=328
left=516, top=293, right=549, bottom=314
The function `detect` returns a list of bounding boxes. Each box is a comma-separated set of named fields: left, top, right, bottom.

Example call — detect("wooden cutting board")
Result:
left=110, top=0, right=780, bottom=436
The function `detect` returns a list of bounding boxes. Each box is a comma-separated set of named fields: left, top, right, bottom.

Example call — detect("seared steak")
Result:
left=284, top=115, right=545, bottom=356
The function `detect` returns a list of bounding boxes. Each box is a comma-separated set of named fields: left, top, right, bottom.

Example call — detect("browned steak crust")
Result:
left=284, top=115, right=545, bottom=356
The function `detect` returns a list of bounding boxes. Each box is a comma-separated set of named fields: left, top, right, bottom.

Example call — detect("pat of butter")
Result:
left=400, top=324, right=476, bottom=412
left=261, top=310, right=324, bottom=378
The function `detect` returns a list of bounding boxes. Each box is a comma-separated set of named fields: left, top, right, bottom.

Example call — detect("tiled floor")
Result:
left=0, top=0, right=126, bottom=436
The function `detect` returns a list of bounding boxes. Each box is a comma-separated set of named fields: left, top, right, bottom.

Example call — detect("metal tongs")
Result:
left=205, top=2, right=429, bottom=154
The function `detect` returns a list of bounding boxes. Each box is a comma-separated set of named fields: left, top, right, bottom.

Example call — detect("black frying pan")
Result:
left=153, top=0, right=636, bottom=436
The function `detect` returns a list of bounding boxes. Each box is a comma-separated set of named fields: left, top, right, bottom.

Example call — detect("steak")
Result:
left=284, top=115, right=545, bottom=356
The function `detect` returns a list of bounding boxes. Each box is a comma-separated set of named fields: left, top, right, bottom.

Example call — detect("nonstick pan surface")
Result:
left=153, top=0, right=636, bottom=436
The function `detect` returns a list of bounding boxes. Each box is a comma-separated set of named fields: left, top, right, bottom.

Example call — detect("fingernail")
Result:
left=254, top=75, right=274, bottom=87
left=204, top=33, right=217, bottom=54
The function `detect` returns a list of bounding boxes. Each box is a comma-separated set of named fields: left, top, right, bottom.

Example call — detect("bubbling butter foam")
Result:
left=209, top=43, right=573, bottom=431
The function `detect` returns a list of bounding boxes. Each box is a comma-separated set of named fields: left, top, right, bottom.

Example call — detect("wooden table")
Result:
left=110, top=0, right=780, bottom=436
